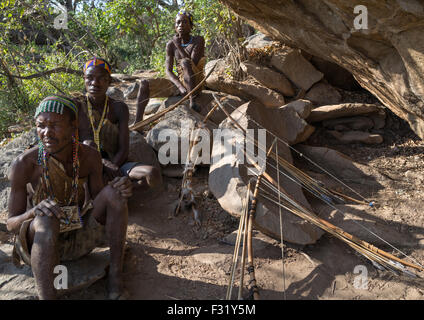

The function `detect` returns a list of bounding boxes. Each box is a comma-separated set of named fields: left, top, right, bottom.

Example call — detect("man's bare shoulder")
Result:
left=9, top=147, right=38, bottom=180
left=109, top=98, right=129, bottom=120
left=166, top=39, right=176, bottom=47
left=166, top=39, right=176, bottom=54
left=107, top=97, right=127, bottom=111
left=79, top=143, right=102, bottom=164
left=193, top=35, right=205, bottom=42
left=76, top=144, right=102, bottom=178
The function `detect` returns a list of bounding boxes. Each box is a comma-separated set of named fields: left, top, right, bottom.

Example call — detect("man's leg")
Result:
left=27, top=215, right=60, bottom=300
left=134, top=79, right=150, bottom=127
left=91, top=185, right=128, bottom=298
left=180, top=58, right=200, bottom=112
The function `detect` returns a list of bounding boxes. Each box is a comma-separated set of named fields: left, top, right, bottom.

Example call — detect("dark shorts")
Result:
left=14, top=212, right=107, bottom=265
left=119, top=162, right=140, bottom=176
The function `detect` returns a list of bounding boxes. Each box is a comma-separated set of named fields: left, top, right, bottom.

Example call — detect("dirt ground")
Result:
left=1, top=94, right=424, bottom=300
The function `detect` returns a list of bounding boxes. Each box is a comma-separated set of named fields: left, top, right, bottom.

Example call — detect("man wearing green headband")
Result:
left=7, top=95, right=132, bottom=299
left=77, top=59, right=162, bottom=189
left=134, top=10, right=205, bottom=124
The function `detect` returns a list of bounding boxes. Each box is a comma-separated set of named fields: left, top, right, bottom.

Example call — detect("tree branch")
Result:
left=0, top=67, right=83, bottom=80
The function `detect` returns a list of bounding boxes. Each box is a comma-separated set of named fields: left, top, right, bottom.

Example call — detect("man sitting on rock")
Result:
left=133, top=10, right=206, bottom=125
left=7, top=95, right=131, bottom=299
left=76, top=57, right=162, bottom=188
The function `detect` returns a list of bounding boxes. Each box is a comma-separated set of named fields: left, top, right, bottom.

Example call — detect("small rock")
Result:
left=123, top=82, right=139, bottom=99
left=106, top=87, right=124, bottom=101
left=327, top=130, right=383, bottom=144
left=244, top=32, right=274, bottom=49
left=144, top=100, right=162, bottom=116
left=307, top=103, right=383, bottom=123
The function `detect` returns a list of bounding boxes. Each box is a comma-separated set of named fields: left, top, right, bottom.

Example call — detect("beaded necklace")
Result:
left=87, top=95, right=109, bottom=152
left=40, top=137, right=82, bottom=224
left=181, top=36, right=193, bottom=47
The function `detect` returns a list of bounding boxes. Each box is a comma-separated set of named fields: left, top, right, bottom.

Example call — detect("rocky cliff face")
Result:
left=220, top=0, right=424, bottom=138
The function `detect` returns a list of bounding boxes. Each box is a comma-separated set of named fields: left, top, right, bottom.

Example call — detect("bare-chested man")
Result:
left=7, top=95, right=131, bottom=299
left=133, top=11, right=206, bottom=125
left=77, top=58, right=161, bottom=188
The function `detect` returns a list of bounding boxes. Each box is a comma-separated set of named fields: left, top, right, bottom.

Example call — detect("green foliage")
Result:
left=0, top=0, right=250, bottom=139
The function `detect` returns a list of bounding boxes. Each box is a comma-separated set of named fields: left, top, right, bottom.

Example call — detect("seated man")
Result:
left=77, top=57, right=162, bottom=188
left=7, top=95, right=131, bottom=299
left=133, top=10, right=206, bottom=125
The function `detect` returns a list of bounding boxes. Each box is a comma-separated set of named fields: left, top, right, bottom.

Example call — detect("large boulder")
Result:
left=280, top=99, right=313, bottom=119
left=0, top=129, right=38, bottom=214
left=192, top=90, right=246, bottom=125
left=146, top=103, right=214, bottom=167
left=209, top=101, right=324, bottom=244
left=220, top=0, right=424, bottom=139
left=270, top=47, right=324, bottom=91
left=206, top=75, right=285, bottom=108
left=153, top=91, right=246, bottom=126
left=240, top=61, right=295, bottom=96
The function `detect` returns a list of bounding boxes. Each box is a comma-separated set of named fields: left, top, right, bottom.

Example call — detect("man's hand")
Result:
left=109, top=176, right=133, bottom=198
left=32, top=199, right=66, bottom=221
left=102, top=159, right=122, bottom=181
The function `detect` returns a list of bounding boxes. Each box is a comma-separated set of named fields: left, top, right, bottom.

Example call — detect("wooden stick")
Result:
left=215, top=98, right=423, bottom=273
left=238, top=181, right=251, bottom=300
left=246, top=140, right=276, bottom=300
left=249, top=151, right=423, bottom=272
left=129, top=62, right=217, bottom=131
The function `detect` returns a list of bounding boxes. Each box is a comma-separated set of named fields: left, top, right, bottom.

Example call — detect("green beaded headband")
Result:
left=35, top=95, right=77, bottom=119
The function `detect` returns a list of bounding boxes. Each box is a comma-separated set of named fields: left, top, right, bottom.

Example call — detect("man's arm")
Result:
left=165, top=41, right=187, bottom=95
left=7, top=156, right=35, bottom=233
left=85, top=145, right=105, bottom=199
left=190, top=36, right=205, bottom=66
left=110, top=101, right=129, bottom=168
left=85, top=145, right=132, bottom=199
left=6, top=151, right=65, bottom=233
left=77, top=100, right=94, bottom=142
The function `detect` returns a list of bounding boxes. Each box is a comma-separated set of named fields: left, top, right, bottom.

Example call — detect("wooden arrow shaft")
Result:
left=215, top=98, right=423, bottom=272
